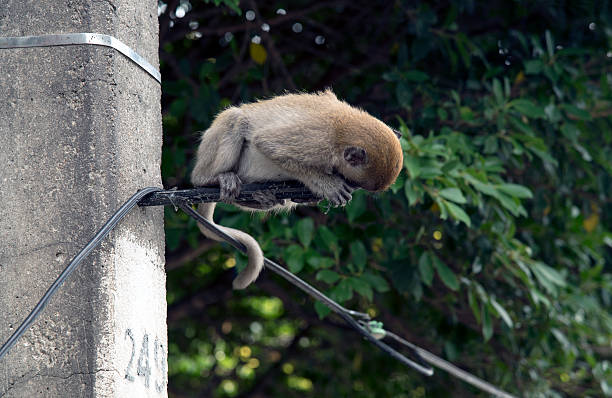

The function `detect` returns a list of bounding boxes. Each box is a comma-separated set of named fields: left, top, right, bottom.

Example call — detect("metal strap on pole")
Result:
left=0, top=33, right=161, bottom=83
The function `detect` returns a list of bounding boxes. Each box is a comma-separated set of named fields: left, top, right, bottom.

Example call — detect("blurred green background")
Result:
left=159, top=1, right=612, bottom=396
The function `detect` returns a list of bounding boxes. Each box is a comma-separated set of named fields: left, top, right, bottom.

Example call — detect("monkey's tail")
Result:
left=196, top=203, right=264, bottom=289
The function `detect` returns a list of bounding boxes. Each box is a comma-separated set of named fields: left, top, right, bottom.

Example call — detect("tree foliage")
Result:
left=160, top=1, right=612, bottom=396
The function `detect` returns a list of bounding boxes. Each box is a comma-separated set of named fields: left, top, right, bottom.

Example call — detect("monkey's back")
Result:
left=235, top=90, right=403, bottom=193
left=240, top=90, right=346, bottom=137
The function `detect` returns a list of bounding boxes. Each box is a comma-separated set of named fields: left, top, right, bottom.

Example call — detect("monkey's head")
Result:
left=333, top=111, right=403, bottom=192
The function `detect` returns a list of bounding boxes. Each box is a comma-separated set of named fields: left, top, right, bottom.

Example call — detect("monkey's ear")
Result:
left=392, top=128, right=402, bottom=139
left=344, top=146, right=367, bottom=166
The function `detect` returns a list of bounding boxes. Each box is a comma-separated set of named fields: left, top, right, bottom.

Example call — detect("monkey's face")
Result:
left=337, top=138, right=403, bottom=192
left=335, top=146, right=370, bottom=189
left=333, top=109, right=404, bottom=192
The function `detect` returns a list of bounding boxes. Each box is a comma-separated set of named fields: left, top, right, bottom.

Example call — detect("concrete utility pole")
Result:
left=0, top=1, right=166, bottom=397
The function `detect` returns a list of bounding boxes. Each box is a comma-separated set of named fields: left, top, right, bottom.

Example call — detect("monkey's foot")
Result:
left=235, top=190, right=288, bottom=210
left=218, top=172, right=242, bottom=202
left=251, top=190, right=287, bottom=209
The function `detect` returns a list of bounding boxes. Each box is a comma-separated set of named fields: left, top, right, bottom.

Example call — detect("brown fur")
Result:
left=192, top=90, right=403, bottom=289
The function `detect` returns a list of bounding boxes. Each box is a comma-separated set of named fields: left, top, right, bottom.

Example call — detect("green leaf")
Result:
left=496, top=183, right=533, bottom=199
left=465, top=175, right=498, bottom=196
left=418, top=252, right=434, bottom=286
left=362, top=273, right=390, bottom=293
left=445, top=201, right=471, bottom=227
left=346, top=192, right=367, bottom=222
left=490, top=297, right=514, bottom=328
left=441, top=160, right=461, bottom=175
left=508, top=99, right=545, bottom=119
left=561, top=104, right=592, bottom=121
left=551, top=328, right=571, bottom=352
left=508, top=116, right=536, bottom=136
left=459, top=106, right=474, bottom=121
left=492, top=78, right=504, bottom=105
left=314, top=301, right=331, bottom=319
left=437, top=197, right=449, bottom=220
left=533, top=262, right=566, bottom=288
left=530, top=268, right=557, bottom=295
left=350, top=241, right=367, bottom=271
left=285, top=245, right=305, bottom=273
left=390, top=172, right=405, bottom=193
left=316, top=270, right=341, bottom=284
left=483, top=135, right=499, bottom=154
left=348, top=277, right=373, bottom=301
left=404, top=70, right=429, bottom=82
left=522, top=273, right=548, bottom=300
left=296, top=218, right=314, bottom=248
left=331, top=279, right=353, bottom=302
left=545, top=29, right=554, bottom=57
left=468, top=289, right=481, bottom=323
left=432, top=255, right=460, bottom=290
left=419, top=166, right=443, bottom=178
left=524, top=59, right=542, bottom=74
left=545, top=103, right=561, bottom=122
left=318, top=226, right=339, bottom=253
left=396, top=81, right=413, bottom=108
left=439, top=187, right=467, bottom=204
left=560, top=123, right=579, bottom=141
left=307, top=256, right=335, bottom=269
left=451, top=90, right=460, bottom=105
left=404, top=181, right=419, bottom=206
left=455, top=33, right=472, bottom=67
left=494, top=192, right=522, bottom=216
left=403, top=155, right=421, bottom=178
left=382, top=69, right=403, bottom=82
left=482, top=304, right=493, bottom=341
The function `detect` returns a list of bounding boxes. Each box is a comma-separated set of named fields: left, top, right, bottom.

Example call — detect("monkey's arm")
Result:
left=191, top=107, right=247, bottom=188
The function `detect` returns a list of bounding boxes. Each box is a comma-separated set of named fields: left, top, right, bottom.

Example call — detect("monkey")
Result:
left=191, top=90, right=403, bottom=289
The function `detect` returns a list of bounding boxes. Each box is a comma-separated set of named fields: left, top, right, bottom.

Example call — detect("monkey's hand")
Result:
left=218, top=172, right=242, bottom=202
left=305, top=175, right=354, bottom=207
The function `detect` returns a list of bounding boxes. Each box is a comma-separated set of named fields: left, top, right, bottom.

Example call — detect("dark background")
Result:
left=159, top=1, right=612, bottom=396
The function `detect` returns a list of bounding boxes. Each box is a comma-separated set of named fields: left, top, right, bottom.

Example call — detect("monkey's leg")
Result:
left=191, top=108, right=248, bottom=186
left=218, top=172, right=242, bottom=201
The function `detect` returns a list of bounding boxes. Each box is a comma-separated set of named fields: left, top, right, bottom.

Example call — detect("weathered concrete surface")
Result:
left=0, top=1, right=166, bottom=397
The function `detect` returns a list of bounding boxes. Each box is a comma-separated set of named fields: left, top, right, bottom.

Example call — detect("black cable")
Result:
left=383, top=330, right=517, bottom=398
left=178, top=202, right=434, bottom=376
left=138, top=180, right=320, bottom=207
left=0, top=187, right=161, bottom=361
left=179, top=201, right=518, bottom=397
left=0, top=184, right=313, bottom=361
left=0, top=186, right=517, bottom=397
